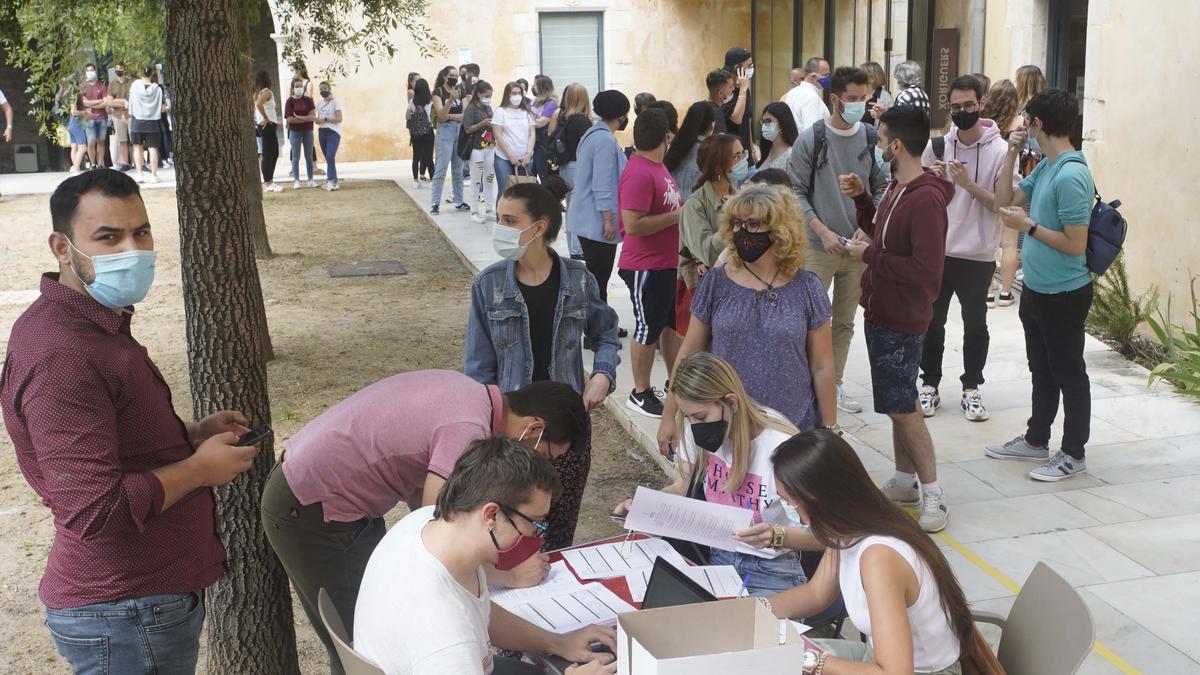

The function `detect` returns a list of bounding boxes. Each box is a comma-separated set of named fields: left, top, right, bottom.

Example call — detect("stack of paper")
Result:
left=504, top=583, right=636, bottom=634
left=623, top=486, right=753, bottom=552
left=560, top=537, right=686, bottom=580
left=623, top=563, right=746, bottom=602
left=489, top=561, right=581, bottom=606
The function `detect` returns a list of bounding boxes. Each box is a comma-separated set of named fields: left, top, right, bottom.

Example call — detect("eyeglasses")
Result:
left=500, top=504, right=549, bottom=537
left=949, top=101, right=979, bottom=113
left=729, top=217, right=768, bottom=233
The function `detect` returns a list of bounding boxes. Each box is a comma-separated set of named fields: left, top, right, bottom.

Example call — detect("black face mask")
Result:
left=732, top=228, right=773, bottom=263
left=115, top=69, right=125, bottom=77
left=951, top=110, right=980, bottom=130
left=618, top=116, right=629, bottom=131
left=690, top=418, right=729, bottom=453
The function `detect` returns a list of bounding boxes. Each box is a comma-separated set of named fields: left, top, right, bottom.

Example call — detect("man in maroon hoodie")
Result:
left=840, top=105, right=955, bottom=533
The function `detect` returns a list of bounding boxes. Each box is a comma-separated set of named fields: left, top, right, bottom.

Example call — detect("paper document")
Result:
left=489, top=561, right=581, bottom=608
left=507, top=583, right=636, bottom=634
left=561, top=537, right=686, bottom=580
left=623, top=486, right=753, bottom=552
left=623, top=563, right=745, bottom=602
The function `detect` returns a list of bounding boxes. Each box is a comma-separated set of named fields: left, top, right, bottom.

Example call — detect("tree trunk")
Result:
left=164, top=0, right=298, bottom=672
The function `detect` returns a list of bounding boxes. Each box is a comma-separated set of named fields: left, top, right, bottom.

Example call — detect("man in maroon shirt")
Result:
left=1, top=169, right=260, bottom=674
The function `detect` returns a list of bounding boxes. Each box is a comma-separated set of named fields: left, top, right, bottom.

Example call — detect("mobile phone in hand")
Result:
left=236, top=425, right=273, bottom=447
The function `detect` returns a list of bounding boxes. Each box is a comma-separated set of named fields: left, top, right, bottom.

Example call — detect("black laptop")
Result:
left=640, top=556, right=719, bottom=610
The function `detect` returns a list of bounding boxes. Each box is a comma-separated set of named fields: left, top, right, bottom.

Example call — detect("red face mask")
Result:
left=490, top=508, right=545, bottom=571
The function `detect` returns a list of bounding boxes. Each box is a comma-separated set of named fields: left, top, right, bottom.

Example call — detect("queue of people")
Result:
left=3, top=45, right=1095, bottom=675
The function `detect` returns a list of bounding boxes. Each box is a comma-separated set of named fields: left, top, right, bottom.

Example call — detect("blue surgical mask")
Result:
left=1026, top=125, right=1042, bottom=154
left=68, top=241, right=157, bottom=309
left=780, top=501, right=809, bottom=528
left=818, top=75, right=831, bottom=90
left=480, top=98, right=492, bottom=106
left=840, top=101, right=866, bottom=125
left=761, top=122, right=779, bottom=141
left=729, top=158, right=749, bottom=183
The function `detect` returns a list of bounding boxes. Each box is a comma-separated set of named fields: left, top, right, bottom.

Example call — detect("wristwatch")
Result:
left=802, top=649, right=821, bottom=674
left=1027, top=221, right=1039, bottom=238
left=769, top=525, right=787, bottom=549
left=822, top=423, right=843, bottom=436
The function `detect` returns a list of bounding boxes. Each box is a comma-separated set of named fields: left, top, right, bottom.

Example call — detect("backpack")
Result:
left=546, top=113, right=585, bottom=171
left=406, top=104, right=432, bottom=137
left=1061, top=156, right=1126, bottom=276
left=810, top=120, right=880, bottom=192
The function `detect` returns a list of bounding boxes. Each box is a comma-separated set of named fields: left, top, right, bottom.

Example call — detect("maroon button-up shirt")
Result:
left=1, top=274, right=226, bottom=608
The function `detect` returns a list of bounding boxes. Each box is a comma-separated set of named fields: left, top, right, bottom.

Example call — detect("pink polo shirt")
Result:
left=281, top=370, right=502, bottom=522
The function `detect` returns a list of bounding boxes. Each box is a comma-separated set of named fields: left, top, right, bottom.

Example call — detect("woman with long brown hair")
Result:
left=980, top=79, right=1023, bottom=307
left=767, top=430, right=971, bottom=674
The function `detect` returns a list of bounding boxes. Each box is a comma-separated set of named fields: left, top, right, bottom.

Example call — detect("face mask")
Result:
left=509, top=94, right=523, bottom=107
left=618, top=116, right=629, bottom=131
left=729, top=157, right=749, bottom=184
left=761, top=122, right=779, bottom=141
left=293, top=87, right=304, bottom=96
left=320, top=90, right=331, bottom=98
left=744, top=67, right=755, bottom=79
left=840, top=100, right=866, bottom=125
left=951, top=110, right=979, bottom=130
left=493, top=222, right=536, bottom=260
left=818, top=75, right=831, bottom=90
left=448, top=78, right=459, bottom=87
left=115, top=69, right=125, bottom=77
left=85, top=70, right=97, bottom=81
left=1026, top=124, right=1042, bottom=153
left=732, top=227, right=773, bottom=263
left=690, top=417, right=728, bottom=454
left=68, top=242, right=157, bottom=309
left=780, top=501, right=808, bottom=527
left=490, top=513, right=544, bottom=571
left=480, top=98, right=492, bottom=106
left=880, top=139, right=897, bottom=164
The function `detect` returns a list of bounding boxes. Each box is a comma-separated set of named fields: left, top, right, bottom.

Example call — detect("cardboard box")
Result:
left=616, top=598, right=810, bottom=674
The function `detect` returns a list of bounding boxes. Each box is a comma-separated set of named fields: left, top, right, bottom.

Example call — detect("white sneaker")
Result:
left=1029, top=451, right=1087, bottom=482
left=470, top=213, right=485, bottom=223
left=307, top=180, right=318, bottom=189
left=294, top=180, right=302, bottom=190
left=264, top=183, right=283, bottom=193
left=136, top=172, right=146, bottom=184
left=146, top=174, right=161, bottom=184
left=961, top=389, right=988, bottom=421
left=919, top=385, right=940, bottom=418
left=329, top=181, right=340, bottom=191
left=836, top=385, right=862, bottom=414
left=880, top=478, right=920, bottom=505
left=919, top=490, right=949, bottom=532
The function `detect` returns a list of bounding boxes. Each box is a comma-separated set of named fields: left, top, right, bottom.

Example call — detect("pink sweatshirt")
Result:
left=921, top=120, right=1021, bottom=262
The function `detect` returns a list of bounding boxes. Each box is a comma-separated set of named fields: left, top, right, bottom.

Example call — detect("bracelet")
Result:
left=814, top=652, right=828, bottom=675
left=1028, top=221, right=1039, bottom=238
left=822, top=424, right=842, bottom=436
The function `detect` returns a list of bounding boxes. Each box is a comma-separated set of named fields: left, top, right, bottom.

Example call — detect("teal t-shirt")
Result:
left=1018, top=152, right=1094, bottom=293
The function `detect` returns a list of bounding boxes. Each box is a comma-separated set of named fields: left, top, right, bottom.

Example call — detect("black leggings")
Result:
left=260, top=123, right=279, bottom=183
left=579, top=236, right=617, bottom=302
left=411, top=134, right=434, bottom=180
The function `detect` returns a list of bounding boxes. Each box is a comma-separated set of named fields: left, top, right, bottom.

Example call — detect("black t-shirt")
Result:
left=435, top=85, right=463, bottom=118
left=720, top=88, right=753, bottom=150
left=561, top=114, right=594, bottom=163
left=518, top=254, right=561, bottom=382
left=708, top=102, right=728, bottom=134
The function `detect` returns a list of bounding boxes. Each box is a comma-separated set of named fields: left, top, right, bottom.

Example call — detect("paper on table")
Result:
left=623, top=486, right=753, bottom=552
left=623, top=563, right=745, bottom=602
left=506, top=583, right=636, bottom=634
left=489, top=561, right=581, bottom=608
left=560, top=537, right=687, bottom=580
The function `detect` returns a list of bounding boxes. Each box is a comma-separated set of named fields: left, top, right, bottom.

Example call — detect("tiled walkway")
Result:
left=8, top=163, right=1198, bottom=674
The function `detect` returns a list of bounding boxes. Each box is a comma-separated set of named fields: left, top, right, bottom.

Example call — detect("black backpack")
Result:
left=406, top=105, right=432, bottom=137
left=809, top=120, right=880, bottom=191
left=931, top=135, right=946, bottom=160
left=1060, top=156, right=1126, bottom=276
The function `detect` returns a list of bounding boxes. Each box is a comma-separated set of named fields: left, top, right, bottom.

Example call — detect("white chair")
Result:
left=317, top=588, right=385, bottom=675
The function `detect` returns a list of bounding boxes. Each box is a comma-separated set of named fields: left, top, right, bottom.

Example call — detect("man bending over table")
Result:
left=261, top=370, right=587, bottom=675
left=355, top=437, right=616, bottom=675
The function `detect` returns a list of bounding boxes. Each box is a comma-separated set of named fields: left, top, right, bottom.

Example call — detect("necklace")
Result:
left=743, top=264, right=781, bottom=305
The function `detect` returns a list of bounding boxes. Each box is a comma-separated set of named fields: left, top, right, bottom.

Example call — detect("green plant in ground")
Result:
left=1087, top=252, right=1158, bottom=356
left=1146, top=276, right=1200, bottom=398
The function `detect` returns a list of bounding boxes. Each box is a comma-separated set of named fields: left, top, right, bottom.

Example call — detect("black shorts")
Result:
left=619, top=268, right=677, bottom=345
left=864, top=320, right=924, bottom=415
left=130, top=130, right=162, bottom=150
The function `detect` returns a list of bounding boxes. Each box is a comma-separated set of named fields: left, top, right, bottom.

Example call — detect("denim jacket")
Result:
left=465, top=251, right=620, bottom=394
left=566, top=121, right=627, bottom=243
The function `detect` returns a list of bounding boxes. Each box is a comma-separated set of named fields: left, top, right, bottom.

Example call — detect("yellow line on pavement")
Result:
left=935, top=530, right=1142, bottom=675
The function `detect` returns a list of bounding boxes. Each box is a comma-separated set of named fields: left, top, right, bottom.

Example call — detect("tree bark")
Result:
left=164, top=0, right=297, bottom=672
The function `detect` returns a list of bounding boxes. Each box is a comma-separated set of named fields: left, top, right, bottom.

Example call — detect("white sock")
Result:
left=922, top=480, right=942, bottom=496
left=894, top=471, right=917, bottom=487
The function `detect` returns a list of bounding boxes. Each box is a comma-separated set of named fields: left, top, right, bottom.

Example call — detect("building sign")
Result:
left=458, top=47, right=473, bottom=65
left=931, top=28, right=960, bottom=130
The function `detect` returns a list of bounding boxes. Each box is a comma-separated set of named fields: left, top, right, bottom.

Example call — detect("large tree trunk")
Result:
left=164, top=0, right=298, bottom=672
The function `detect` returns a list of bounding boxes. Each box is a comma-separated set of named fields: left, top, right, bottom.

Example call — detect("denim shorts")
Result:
left=68, top=117, right=88, bottom=145
left=708, top=548, right=807, bottom=597
left=45, top=591, right=205, bottom=675
left=864, top=319, right=924, bottom=414
left=82, top=118, right=107, bottom=142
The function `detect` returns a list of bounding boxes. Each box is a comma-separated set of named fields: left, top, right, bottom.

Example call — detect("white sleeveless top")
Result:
left=256, top=90, right=279, bottom=125
left=838, top=536, right=961, bottom=672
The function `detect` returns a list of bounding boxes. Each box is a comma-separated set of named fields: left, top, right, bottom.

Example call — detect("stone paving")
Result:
left=6, top=162, right=1198, bottom=674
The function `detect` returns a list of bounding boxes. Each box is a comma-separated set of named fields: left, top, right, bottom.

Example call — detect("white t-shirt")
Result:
left=784, top=81, right=830, bottom=132
left=680, top=411, right=792, bottom=558
left=354, top=506, right=494, bottom=675
left=839, top=536, right=962, bottom=672
left=491, top=106, right=534, bottom=162
left=0, top=88, right=8, bottom=105
left=255, top=90, right=278, bottom=125
left=317, top=96, right=344, bottom=135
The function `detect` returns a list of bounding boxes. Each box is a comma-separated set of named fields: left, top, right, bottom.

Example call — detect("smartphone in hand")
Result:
left=236, top=425, right=273, bottom=447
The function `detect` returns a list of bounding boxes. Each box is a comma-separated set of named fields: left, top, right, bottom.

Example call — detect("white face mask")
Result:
left=509, top=94, right=523, bottom=107
left=761, top=122, right=779, bottom=141
left=85, top=70, right=97, bottom=81
left=293, top=86, right=304, bottom=96
left=744, top=66, right=756, bottom=79
left=492, top=222, right=536, bottom=260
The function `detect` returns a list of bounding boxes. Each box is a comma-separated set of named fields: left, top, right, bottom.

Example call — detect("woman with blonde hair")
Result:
left=613, top=352, right=816, bottom=595
left=555, top=83, right=594, bottom=259
left=1015, top=64, right=1047, bottom=111
left=657, top=184, right=838, bottom=458
left=981, top=79, right=1024, bottom=307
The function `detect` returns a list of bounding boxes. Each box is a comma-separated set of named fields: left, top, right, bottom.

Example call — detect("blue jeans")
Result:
left=494, top=156, right=519, bottom=208
left=431, top=121, right=464, bottom=207
left=561, top=161, right=583, bottom=257
left=708, top=549, right=808, bottom=597
left=82, top=118, right=106, bottom=142
left=289, top=129, right=314, bottom=181
left=45, top=591, right=205, bottom=675
left=318, top=128, right=340, bottom=182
